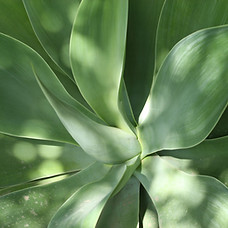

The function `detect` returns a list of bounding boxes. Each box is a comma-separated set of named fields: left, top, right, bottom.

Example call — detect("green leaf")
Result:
left=48, top=164, right=126, bottom=228
left=139, top=185, right=159, bottom=228
left=36, top=75, right=141, bottom=164
left=96, top=176, right=140, bottom=228
left=135, top=156, right=228, bottom=228
left=0, top=162, right=110, bottom=228
left=156, top=0, right=228, bottom=72
left=208, top=107, right=228, bottom=138
left=138, top=26, right=228, bottom=157
left=70, top=0, right=131, bottom=131
left=0, top=134, right=94, bottom=188
left=0, top=33, right=77, bottom=143
left=23, top=0, right=81, bottom=78
left=124, top=0, right=165, bottom=119
left=158, top=136, right=228, bottom=186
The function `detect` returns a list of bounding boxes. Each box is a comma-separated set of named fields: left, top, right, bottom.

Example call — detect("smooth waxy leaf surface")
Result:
left=36, top=76, right=141, bottom=164
left=124, top=0, right=165, bottom=119
left=48, top=165, right=126, bottom=228
left=0, top=33, right=76, bottom=143
left=0, top=163, right=110, bottom=228
left=135, top=156, right=228, bottom=228
left=70, top=0, right=130, bottom=131
left=96, top=176, right=140, bottom=228
left=0, top=134, right=94, bottom=188
left=23, top=0, right=81, bottom=78
left=139, top=26, right=228, bottom=156
left=158, top=136, right=228, bottom=186
left=156, top=0, right=228, bottom=72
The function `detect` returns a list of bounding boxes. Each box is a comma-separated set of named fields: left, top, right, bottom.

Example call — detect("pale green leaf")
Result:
left=0, top=162, right=110, bottom=228
left=36, top=75, right=141, bottom=164
left=0, top=33, right=77, bottom=143
left=48, top=165, right=126, bottom=228
left=156, top=0, right=228, bottom=72
left=124, top=0, right=165, bottom=119
left=138, top=26, right=228, bottom=157
left=135, top=156, right=228, bottom=228
left=0, top=134, right=94, bottom=188
left=158, top=136, right=228, bottom=186
left=96, top=176, right=140, bottom=228
left=70, top=0, right=131, bottom=131
left=23, top=0, right=81, bottom=78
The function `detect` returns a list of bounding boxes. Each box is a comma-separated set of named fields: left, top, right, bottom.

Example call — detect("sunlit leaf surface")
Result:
left=70, top=0, right=131, bottom=131
left=0, top=163, right=110, bottom=228
left=135, top=156, right=228, bottom=228
left=0, top=134, right=94, bottom=188
left=158, top=136, right=228, bottom=186
left=139, top=26, right=228, bottom=156
left=48, top=165, right=125, bottom=228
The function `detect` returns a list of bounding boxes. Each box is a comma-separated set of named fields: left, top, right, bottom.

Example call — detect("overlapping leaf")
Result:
left=135, top=156, right=228, bottom=228
left=70, top=0, right=131, bottom=131
left=138, top=26, right=228, bottom=156
left=0, top=162, right=109, bottom=228
left=158, top=136, right=228, bottom=186
left=124, top=0, right=165, bottom=119
left=0, top=134, right=94, bottom=188
left=23, top=0, right=81, bottom=78
left=48, top=165, right=126, bottom=228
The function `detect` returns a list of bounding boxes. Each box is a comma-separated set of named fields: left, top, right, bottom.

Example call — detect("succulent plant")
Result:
left=0, top=0, right=228, bottom=227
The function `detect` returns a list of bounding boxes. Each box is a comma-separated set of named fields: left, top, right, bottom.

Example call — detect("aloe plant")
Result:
left=0, top=0, right=228, bottom=227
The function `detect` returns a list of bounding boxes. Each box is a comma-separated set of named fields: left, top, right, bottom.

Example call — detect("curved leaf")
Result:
left=138, top=26, right=228, bottom=157
left=0, top=162, right=110, bottom=228
left=124, top=0, right=165, bottom=119
left=96, top=176, right=140, bottom=228
left=36, top=75, right=141, bottom=164
left=0, top=33, right=77, bottom=143
left=158, top=136, right=228, bottom=186
left=135, top=156, right=228, bottom=228
left=70, top=0, right=131, bottom=131
left=23, top=0, right=81, bottom=78
left=208, top=107, right=228, bottom=138
left=156, top=0, right=228, bottom=72
left=48, top=164, right=126, bottom=228
left=0, top=134, right=94, bottom=188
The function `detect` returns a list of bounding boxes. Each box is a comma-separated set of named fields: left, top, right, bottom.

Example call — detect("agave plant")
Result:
left=0, top=0, right=228, bottom=227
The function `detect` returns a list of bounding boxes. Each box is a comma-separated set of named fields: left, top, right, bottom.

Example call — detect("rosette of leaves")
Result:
left=0, top=0, right=228, bottom=227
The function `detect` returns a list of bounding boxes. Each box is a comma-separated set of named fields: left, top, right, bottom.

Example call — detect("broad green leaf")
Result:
left=23, top=0, right=81, bottom=78
left=96, top=176, right=140, bottom=228
left=135, top=156, right=228, bottom=228
left=0, top=162, right=110, bottom=228
left=156, top=0, right=228, bottom=72
left=0, top=134, right=94, bottom=188
left=70, top=0, right=131, bottom=132
left=124, top=0, right=165, bottom=119
left=0, top=0, right=49, bottom=64
left=138, top=26, right=228, bottom=157
left=208, top=107, right=228, bottom=138
left=0, top=34, right=77, bottom=143
left=48, top=165, right=126, bottom=228
left=36, top=75, right=141, bottom=164
left=139, top=185, right=159, bottom=228
left=158, top=136, right=228, bottom=186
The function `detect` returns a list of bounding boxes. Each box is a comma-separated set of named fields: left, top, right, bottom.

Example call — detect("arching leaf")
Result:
left=0, top=162, right=109, bottom=228
left=0, top=134, right=94, bottom=188
left=138, top=26, right=228, bottom=157
left=135, top=156, right=228, bottom=228
left=70, top=0, right=131, bottom=131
